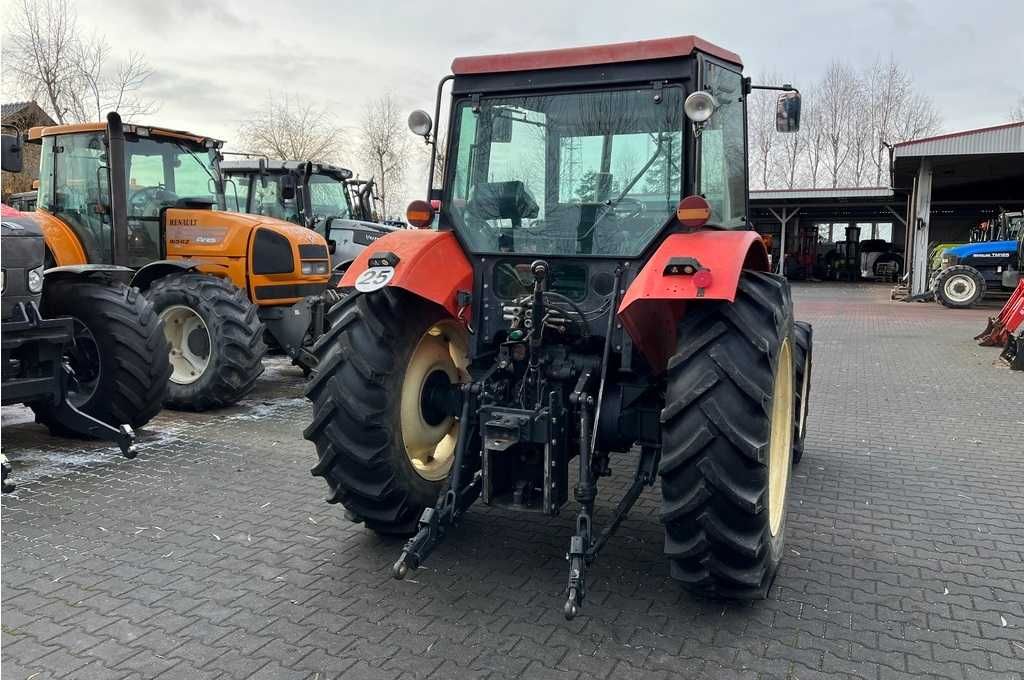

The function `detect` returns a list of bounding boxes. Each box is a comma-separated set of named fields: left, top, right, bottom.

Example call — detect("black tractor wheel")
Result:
left=934, top=265, right=986, bottom=308
left=304, top=289, right=469, bottom=536
left=659, top=270, right=796, bottom=599
left=32, top=279, right=170, bottom=434
left=147, top=274, right=266, bottom=411
left=792, top=321, right=813, bottom=465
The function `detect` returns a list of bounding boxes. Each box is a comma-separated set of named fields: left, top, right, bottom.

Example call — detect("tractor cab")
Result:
left=220, top=158, right=394, bottom=275
left=29, top=121, right=224, bottom=268
left=408, top=37, right=799, bottom=259
left=221, top=158, right=354, bottom=228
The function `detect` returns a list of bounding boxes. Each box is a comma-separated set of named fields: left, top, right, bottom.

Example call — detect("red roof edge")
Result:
left=893, top=121, right=1024, bottom=148
left=450, top=35, right=742, bottom=76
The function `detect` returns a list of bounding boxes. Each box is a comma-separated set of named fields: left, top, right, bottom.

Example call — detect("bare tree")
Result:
left=5, top=0, right=78, bottom=123
left=777, top=112, right=806, bottom=189
left=359, top=94, right=412, bottom=219
left=5, top=0, right=158, bottom=123
left=847, top=93, right=875, bottom=187
left=863, top=57, right=906, bottom=185
left=67, top=34, right=157, bottom=122
left=801, top=93, right=827, bottom=188
left=238, top=93, right=344, bottom=162
left=747, top=71, right=781, bottom=190
left=819, top=61, right=858, bottom=188
left=1013, top=96, right=1024, bottom=122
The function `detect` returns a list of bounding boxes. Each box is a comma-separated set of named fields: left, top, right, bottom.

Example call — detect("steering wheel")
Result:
left=606, top=197, right=644, bottom=219
left=129, top=185, right=177, bottom=217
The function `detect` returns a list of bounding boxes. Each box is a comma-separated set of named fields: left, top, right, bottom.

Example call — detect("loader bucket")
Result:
left=977, top=279, right=1024, bottom=347
left=975, top=318, right=1005, bottom=346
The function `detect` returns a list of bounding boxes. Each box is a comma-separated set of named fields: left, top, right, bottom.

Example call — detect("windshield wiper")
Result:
left=175, top=142, right=220, bottom=190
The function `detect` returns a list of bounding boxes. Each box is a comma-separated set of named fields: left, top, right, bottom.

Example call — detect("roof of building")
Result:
left=893, top=121, right=1024, bottom=158
left=451, top=35, right=742, bottom=76
left=1, top=101, right=55, bottom=127
left=750, top=187, right=895, bottom=202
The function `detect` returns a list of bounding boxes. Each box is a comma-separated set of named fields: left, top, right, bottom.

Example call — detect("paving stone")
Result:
left=2, top=285, right=1022, bottom=680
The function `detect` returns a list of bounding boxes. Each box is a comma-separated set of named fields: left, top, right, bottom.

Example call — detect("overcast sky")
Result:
left=5, top=0, right=1023, bottom=201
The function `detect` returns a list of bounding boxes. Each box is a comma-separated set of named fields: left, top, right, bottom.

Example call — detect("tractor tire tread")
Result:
left=147, top=274, right=265, bottom=411
left=660, top=270, right=794, bottom=599
left=305, top=290, right=445, bottom=536
left=33, top=279, right=170, bottom=433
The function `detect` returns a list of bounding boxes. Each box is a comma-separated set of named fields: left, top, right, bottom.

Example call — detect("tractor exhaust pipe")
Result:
left=106, top=112, right=130, bottom=266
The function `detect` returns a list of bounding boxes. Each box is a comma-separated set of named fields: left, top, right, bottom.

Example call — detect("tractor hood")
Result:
left=164, top=209, right=327, bottom=259
left=257, top=215, right=329, bottom=247
left=945, top=240, right=1017, bottom=258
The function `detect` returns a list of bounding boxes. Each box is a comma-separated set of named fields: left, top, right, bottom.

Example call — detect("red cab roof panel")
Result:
left=451, top=35, right=742, bottom=76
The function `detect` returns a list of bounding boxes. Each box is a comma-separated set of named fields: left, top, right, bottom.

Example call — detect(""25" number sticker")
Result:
left=354, top=266, right=395, bottom=292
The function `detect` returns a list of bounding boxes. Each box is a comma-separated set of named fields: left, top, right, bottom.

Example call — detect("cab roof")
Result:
left=26, top=121, right=221, bottom=147
left=220, top=159, right=353, bottom=180
left=450, top=35, right=742, bottom=76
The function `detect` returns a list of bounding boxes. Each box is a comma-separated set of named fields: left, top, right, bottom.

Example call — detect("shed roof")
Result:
left=893, top=121, right=1023, bottom=158
left=750, top=187, right=894, bottom=201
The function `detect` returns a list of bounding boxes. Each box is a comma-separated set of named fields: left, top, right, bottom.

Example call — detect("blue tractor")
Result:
left=933, top=212, right=1023, bottom=308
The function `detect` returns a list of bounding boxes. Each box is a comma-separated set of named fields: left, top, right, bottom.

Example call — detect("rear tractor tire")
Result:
left=32, top=279, right=171, bottom=435
left=659, top=270, right=796, bottom=599
left=792, top=321, right=813, bottom=465
left=147, top=274, right=266, bottom=411
left=304, top=289, right=469, bottom=536
left=934, top=265, right=985, bottom=309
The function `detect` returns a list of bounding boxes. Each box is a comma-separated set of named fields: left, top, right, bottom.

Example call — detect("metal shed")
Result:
left=892, top=122, right=1024, bottom=295
left=749, top=187, right=907, bottom=275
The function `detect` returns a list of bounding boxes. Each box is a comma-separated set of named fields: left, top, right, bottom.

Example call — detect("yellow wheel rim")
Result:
left=400, top=320, right=469, bottom=482
left=768, top=337, right=795, bottom=537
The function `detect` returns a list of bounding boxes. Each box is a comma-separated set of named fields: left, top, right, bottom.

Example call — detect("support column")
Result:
left=767, top=207, right=800, bottom=275
left=910, top=159, right=933, bottom=295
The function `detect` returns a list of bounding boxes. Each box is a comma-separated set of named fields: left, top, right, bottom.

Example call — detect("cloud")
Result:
left=3, top=0, right=1021, bottom=210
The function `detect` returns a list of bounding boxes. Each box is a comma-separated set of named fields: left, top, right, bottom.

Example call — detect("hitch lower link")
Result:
left=58, top=368, right=137, bottom=459
left=565, top=391, right=659, bottom=618
left=393, top=385, right=480, bottom=580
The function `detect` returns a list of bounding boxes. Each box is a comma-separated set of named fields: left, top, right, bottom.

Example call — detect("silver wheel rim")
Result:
left=943, top=275, right=976, bottom=304
left=160, top=305, right=211, bottom=385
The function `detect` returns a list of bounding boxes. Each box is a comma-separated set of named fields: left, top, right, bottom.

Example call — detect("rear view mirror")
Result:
left=776, top=91, right=801, bottom=132
left=280, top=175, right=297, bottom=201
left=2, top=134, right=23, bottom=173
left=492, top=112, right=513, bottom=144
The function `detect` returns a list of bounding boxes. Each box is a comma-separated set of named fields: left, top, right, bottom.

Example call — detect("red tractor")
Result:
left=304, top=36, right=814, bottom=617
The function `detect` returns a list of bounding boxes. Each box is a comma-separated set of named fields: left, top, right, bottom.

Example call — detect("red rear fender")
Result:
left=618, top=230, right=770, bottom=372
left=339, top=230, right=473, bottom=319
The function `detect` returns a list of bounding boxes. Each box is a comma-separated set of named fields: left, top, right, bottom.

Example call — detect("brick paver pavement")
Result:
left=2, top=283, right=1022, bottom=679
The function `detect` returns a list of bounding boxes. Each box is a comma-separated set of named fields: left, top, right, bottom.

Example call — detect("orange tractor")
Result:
left=304, top=35, right=814, bottom=617
left=25, top=114, right=332, bottom=410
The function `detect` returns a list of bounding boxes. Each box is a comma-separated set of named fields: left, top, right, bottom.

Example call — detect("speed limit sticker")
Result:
left=354, top=266, right=395, bottom=292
